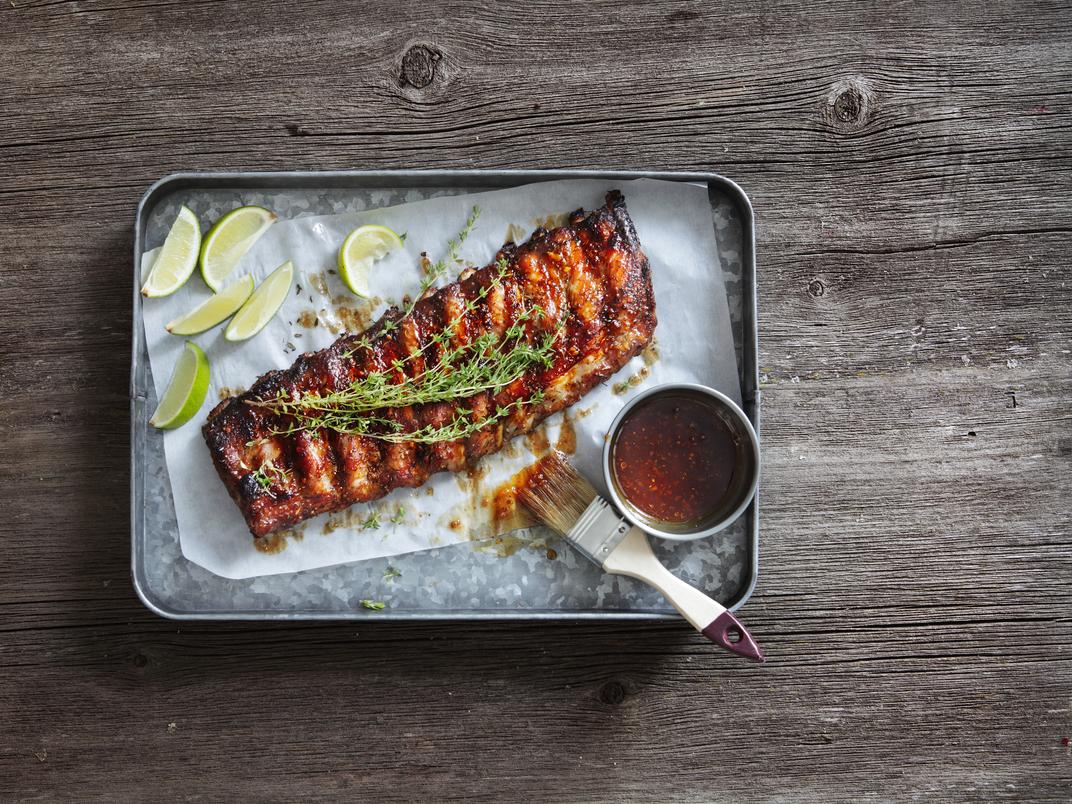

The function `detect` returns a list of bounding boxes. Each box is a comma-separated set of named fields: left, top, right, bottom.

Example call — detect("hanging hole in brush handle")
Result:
left=701, top=610, right=765, bottom=662
left=601, top=527, right=765, bottom=663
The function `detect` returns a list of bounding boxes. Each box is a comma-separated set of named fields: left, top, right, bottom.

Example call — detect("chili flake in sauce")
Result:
left=611, top=393, right=738, bottom=524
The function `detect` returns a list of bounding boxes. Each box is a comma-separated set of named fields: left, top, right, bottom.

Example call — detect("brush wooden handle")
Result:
left=601, top=527, right=765, bottom=662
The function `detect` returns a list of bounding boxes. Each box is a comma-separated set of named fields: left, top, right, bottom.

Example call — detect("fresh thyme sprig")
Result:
left=363, top=393, right=543, bottom=444
left=254, top=287, right=562, bottom=444
left=250, top=206, right=563, bottom=446
left=258, top=326, right=554, bottom=444
left=265, top=392, right=541, bottom=445
left=431, top=205, right=481, bottom=281
left=249, top=460, right=291, bottom=499
left=282, top=307, right=553, bottom=415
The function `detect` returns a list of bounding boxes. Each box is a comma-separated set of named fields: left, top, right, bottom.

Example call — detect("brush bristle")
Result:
left=516, top=450, right=599, bottom=536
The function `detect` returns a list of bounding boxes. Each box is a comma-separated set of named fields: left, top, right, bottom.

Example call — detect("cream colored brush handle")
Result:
left=601, top=527, right=723, bottom=630
left=601, top=526, right=765, bottom=662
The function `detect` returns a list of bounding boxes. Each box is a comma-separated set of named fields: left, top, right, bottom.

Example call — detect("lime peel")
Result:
left=166, top=275, right=256, bottom=335
left=225, top=261, right=294, bottom=342
left=141, top=206, right=201, bottom=298
left=150, top=341, right=210, bottom=429
left=338, top=224, right=404, bottom=298
left=199, top=205, right=277, bottom=292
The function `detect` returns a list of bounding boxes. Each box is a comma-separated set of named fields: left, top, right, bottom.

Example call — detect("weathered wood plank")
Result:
left=1, top=0, right=1070, bottom=801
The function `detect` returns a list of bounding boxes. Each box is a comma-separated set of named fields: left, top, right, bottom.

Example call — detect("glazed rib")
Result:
left=203, top=191, right=657, bottom=539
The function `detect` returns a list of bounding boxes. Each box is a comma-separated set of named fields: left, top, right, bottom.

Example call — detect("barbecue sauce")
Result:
left=491, top=462, right=539, bottom=535
left=611, top=392, right=739, bottom=525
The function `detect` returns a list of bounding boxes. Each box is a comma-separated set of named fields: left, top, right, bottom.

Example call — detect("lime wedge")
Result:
left=199, top=205, right=276, bottom=292
left=225, top=261, right=294, bottom=341
left=141, top=206, right=201, bottom=298
left=338, top=224, right=404, bottom=298
left=166, top=275, right=256, bottom=335
left=150, top=341, right=210, bottom=429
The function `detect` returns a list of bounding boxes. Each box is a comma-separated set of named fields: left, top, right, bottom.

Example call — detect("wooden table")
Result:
left=2, top=2, right=1069, bottom=800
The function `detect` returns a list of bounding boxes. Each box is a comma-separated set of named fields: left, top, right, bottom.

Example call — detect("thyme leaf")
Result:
left=249, top=460, right=290, bottom=499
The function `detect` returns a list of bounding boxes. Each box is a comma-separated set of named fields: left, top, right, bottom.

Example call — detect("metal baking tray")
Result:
left=130, top=170, right=759, bottom=620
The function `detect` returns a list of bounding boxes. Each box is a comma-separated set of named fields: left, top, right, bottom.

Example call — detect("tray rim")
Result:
left=130, top=169, right=759, bottom=621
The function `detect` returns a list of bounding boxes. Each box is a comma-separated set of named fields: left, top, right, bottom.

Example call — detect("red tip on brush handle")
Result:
left=701, top=610, right=765, bottom=662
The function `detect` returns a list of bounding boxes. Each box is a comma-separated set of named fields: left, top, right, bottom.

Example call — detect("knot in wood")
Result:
left=400, top=45, right=441, bottom=89
left=824, top=78, right=875, bottom=132
left=599, top=680, right=627, bottom=705
left=834, top=87, right=864, bottom=123
left=807, top=279, right=826, bottom=298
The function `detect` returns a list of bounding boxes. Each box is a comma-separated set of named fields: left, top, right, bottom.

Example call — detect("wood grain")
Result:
left=1, top=0, right=1070, bottom=800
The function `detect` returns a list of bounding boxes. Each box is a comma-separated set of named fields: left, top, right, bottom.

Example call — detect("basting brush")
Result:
left=518, top=450, right=764, bottom=662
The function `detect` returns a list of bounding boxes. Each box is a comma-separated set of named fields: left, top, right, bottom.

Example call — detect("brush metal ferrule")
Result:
left=568, top=497, right=631, bottom=565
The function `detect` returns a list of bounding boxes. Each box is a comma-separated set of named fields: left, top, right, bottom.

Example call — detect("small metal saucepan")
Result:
left=602, top=383, right=760, bottom=542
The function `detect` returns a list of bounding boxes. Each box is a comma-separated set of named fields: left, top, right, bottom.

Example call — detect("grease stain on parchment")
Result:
left=254, top=527, right=305, bottom=554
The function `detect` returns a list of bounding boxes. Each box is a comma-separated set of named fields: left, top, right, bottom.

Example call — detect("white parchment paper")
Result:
left=141, top=179, right=740, bottom=579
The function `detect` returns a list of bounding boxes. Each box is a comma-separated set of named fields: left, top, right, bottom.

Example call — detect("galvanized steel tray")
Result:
left=130, top=170, right=759, bottom=620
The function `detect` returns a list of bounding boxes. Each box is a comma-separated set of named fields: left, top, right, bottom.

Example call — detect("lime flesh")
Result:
left=150, top=341, right=210, bottom=429
left=141, top=206, right=201, bottom=298
left=338, top=224, right=404, bottom=297
left=225, top=261, right=294, bottom=341
left=166, top=275, right=256, bottom=335
left=199, top=205, right=276, bottom=291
